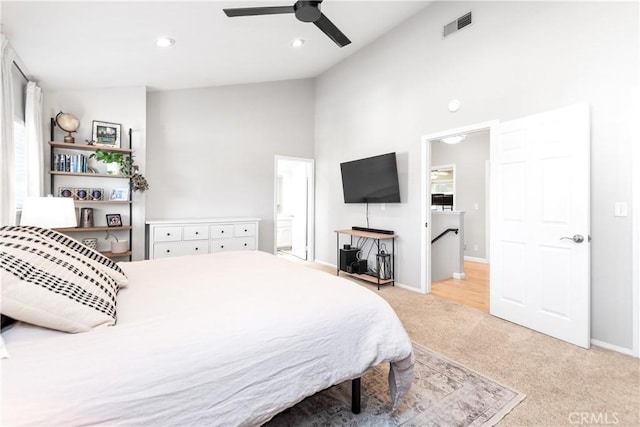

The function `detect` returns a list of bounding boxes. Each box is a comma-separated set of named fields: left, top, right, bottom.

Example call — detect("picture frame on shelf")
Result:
left=90, top=188, right=104, bottom=200
left=109, top=187, right=129, bottom=201
left=92, top=120, right=121, bottom=148
left=58, top=187, right=74, bottom=198
left=75, top=188, right=89, bottom=201
left=106, top=214, right=122, bottom=227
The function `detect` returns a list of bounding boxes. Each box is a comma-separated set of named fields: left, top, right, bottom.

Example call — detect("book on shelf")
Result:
left=53, top=154, right=88, bottom=173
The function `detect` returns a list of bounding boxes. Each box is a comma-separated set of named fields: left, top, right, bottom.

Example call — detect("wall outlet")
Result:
left=464, top=243, right=467, bottom=250
left=473, top=244, right=479, bottom=252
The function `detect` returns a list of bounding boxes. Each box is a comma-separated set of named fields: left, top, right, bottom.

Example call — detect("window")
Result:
left=12, top=62, right=27, bottom=210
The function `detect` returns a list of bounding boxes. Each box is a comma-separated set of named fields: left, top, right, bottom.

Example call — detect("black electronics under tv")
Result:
left=340, top=152, right=401, bottom=203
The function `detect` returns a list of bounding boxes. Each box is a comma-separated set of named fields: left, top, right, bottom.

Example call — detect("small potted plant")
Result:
left=90, top=150, right=149, bottom=192
left=105, top=230, right=128, bottom=254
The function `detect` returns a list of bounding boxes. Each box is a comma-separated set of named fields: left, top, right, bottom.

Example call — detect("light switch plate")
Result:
left=614, top=202, right=628, bottom=217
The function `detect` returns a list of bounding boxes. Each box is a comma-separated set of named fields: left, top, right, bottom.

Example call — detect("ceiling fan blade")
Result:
left=223, top=6, right=294, bottom=17
left=313, top=13, right=351, bottom=47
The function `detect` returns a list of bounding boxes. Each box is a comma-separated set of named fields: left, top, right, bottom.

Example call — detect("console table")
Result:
left=334, top=229, right=397, bottom=290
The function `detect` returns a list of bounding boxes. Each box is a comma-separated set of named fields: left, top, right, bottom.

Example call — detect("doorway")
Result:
left=428, top=131, right=491, bottom=312
left=422, top=105, right=591, bottom=348
left=274, top=156, right=314, bottom=261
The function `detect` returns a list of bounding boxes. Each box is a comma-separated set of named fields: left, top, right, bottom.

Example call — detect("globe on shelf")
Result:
left=55, top=111, right=80, bottom=144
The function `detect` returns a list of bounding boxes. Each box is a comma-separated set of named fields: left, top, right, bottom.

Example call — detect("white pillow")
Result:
left=1, top=226, right=119, bottom=333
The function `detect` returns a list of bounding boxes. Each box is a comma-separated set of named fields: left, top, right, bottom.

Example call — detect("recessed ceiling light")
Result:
left=441, top=135, right=466, bottom=145
left=291, top=38, right=305, bottom=48
left=156, top=37, right=175, bottom=47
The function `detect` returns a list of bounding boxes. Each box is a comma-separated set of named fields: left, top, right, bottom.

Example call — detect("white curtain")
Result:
left=0, top=34, right=17, bottom=226
left=25, top=81, right=44, bottom=197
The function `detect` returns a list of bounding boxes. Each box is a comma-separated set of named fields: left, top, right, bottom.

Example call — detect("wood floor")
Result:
left=431, top=261, right=489, bottom=312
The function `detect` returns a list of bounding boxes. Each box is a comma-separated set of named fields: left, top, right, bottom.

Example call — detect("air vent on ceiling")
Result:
left=443, top=12, right=472, bottom=38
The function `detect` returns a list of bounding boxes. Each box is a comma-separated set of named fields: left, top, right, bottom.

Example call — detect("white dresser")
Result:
left=146, top=218, right=261, bottom=260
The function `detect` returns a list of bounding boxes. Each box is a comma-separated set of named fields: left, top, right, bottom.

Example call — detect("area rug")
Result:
left=266, top=342, right=525, bottom=426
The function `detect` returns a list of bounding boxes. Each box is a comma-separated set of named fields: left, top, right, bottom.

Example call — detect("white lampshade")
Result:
left=20, top=197, right=77, bottom=228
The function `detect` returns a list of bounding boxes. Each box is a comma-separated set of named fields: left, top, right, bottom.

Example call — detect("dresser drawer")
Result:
left=230, top=237, right=256, bottom=250
left=184, top=225, right=209, bottom=240
left=210, top=225, right=234, bottom=239
left=153, top=226, right=182, bottom=242
left=154, top=241, right=208, bottom=258
left=210, top=238, right=235, bottom=252
left=234, top=223, right=256, bottom=237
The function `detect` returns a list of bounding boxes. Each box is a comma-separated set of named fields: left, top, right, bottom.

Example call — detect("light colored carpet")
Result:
left=267, top=342, right=525, bottom=426
left=298, top=260, right=640, bottom=427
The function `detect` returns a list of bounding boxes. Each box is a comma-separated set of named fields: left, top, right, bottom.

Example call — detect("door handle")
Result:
left=560, top=234, right=584, bottom=243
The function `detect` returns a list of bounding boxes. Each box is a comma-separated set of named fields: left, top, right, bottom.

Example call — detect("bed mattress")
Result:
left=1, top=250, right=413, bottom=426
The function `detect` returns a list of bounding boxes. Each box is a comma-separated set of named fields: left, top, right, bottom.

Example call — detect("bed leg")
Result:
left=351, top=377, right=361, bottom=414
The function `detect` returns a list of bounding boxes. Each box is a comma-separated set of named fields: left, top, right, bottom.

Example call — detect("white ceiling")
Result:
left=1, top=1, right=429, bottom=91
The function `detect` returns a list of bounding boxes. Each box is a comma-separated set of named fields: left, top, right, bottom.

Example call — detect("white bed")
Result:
left=1, top=250, right=413, bottom=426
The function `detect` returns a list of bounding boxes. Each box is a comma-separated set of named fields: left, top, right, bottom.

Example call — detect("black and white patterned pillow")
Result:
left=2, top=226, right=128, bottom=287
left=0, top=226, right=119, bottom=333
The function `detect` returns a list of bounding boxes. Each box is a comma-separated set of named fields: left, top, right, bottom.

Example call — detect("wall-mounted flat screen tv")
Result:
left=340, top=152, right=401, bottom=203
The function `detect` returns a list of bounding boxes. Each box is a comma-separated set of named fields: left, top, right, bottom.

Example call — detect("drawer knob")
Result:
left=166, top=233, right=171, bottom=236
left=221, top=230, right=225, bottom=234
left=244, top=229, right=247, bottom=232
left=244, top=243, right=247, bottom=247
left=166, top=249, right=170, bottom=253
left=195, top=231, right=199, bottom=235
left=221, top=245, right=224, bottom=248
left=195, top=247, right=199, bottom=251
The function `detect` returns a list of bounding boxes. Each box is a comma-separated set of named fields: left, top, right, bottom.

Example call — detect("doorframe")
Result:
left=273, top=155, right=315, bottom=261
left=420, top=120, right=499, bottom=294
left=633, top=137, right=640, bottom=357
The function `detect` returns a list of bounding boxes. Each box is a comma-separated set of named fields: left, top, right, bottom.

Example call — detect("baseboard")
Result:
left=591, top=339, right=634, bottom=357
left=464, top=256, right=488, bottom=263
left=453, top=272, right=466, bottom=279
left=394, top=282, right=423, bottom=293
left=313, top=259, right=335, bottom=268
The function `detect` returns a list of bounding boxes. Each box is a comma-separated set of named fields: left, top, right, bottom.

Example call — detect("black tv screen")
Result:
left=340, top=152, right=401, bottom=203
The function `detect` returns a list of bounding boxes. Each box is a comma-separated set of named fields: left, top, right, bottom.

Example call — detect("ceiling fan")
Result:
left=223, top=1, right=351, bottom=48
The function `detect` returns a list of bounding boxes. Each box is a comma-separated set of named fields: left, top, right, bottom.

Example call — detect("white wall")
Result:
left=43, top=87, right=147, bottom=261
left=432, top=132, right=489, bottom=259
left=146, top=79, right=315, bottom=252
left=314, top=2, right=639, bottom=350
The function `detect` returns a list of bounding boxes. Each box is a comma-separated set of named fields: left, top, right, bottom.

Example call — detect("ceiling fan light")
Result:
left=291, top=38, right=305, bottom=48
left=441, top=135, right=466, bottom=145
left=156, top=37, right=175, bottom=47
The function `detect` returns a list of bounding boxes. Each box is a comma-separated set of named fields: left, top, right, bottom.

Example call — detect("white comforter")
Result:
left=1, top=251, right=413, bottom=426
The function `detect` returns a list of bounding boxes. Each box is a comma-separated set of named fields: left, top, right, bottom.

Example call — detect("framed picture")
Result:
left=75, top=188, right=89, bottom=201
left=58, top=187, right=74, bottom=198
left=92, top=120, right=121, bottom=148
left=109, top=187, right=129, bottom=201
left=90, top=188, right=104, bottom=201
left=106, top=214, right=122, bottom=227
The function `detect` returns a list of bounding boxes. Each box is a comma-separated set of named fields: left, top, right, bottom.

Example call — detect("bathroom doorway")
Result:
left=274, top=156, right=314, bottom=261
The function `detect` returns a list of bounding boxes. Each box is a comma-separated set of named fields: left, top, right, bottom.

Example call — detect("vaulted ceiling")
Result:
left=1, top=1, right=429, bottom=91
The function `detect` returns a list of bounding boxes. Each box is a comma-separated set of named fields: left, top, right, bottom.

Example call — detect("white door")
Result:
left=491, top=104, right=591, bottom=348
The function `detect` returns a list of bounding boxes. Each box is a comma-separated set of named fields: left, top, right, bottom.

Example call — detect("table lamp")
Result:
left=20, top=196, right=77, bottom=228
